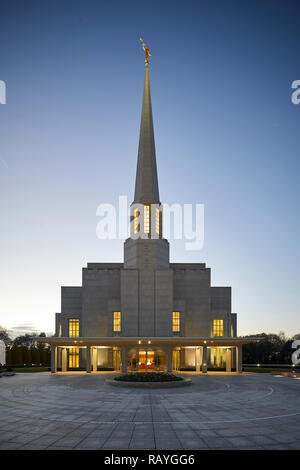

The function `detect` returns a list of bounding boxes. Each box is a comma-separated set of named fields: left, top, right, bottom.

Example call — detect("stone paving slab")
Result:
left=0, top=372, right=299, bottom=449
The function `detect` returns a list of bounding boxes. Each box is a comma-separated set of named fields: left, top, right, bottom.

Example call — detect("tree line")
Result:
left=242, top=332, right=300, bottom=364
left=0, top=327, right=51, bottom=367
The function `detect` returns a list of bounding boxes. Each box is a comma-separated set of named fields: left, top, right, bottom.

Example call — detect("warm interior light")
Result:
left=172, top=312, right=180, bottom=332
left=69, top=347, right=79, bottom=368
left=144, top=205, right=150, bottom=233
left=156, top=208, right=160, bottom=234
left=69, top=319, right=79, bottom=338
left=213, top=319, right=223, bottom=337
left=134, top=209, right=139, bottom=234
left=113, top=311, right=121, bottom=332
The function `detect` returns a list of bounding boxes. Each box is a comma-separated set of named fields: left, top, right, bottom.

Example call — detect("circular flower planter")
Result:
left=106, top=372, right=191, bottom=388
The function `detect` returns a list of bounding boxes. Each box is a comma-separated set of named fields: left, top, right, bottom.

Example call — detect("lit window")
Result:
left=58, top=322, right=62, bottom=337
left=213, top=319, right=223, bottom=337
left=68, top=319, right=79, bottom=338
left=144, top=205, right=150, bottom=233
left=134, top=209, right=139, bottom=234
left=156, top=208, right=160, bottom=234
left=172, top=312, right=180, bottom=333
left=69, top=347, right=79, bottom=368
left=113, top=312, right=121, bottom=332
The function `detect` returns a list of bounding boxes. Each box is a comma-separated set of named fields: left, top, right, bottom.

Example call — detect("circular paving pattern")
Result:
left=0, top=372, right=299, bottom=449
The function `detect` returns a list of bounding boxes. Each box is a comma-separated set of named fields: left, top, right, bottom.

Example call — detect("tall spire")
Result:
left=134, top=61, right=160, bottom=204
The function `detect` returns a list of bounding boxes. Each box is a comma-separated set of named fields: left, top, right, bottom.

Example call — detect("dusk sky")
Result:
left=0, top=0, right=299, bottom=337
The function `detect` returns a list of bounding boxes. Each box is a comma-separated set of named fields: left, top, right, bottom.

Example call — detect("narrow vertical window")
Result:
left=172, top=312, right=180, bottom=333
left=134, top=209, right=139, bottom=234
left=58, top=322, right=62, bottom=337
left=144, top=205, right=150, bottom=233
left=156, top=208, right=160, bottom=235
left=69, top=347, right=79, bottom=368
left=213, top=319, right=223, bottom=337
left=68, top=319, right=79, bottom=338
left=113, top=311, right=121, bottom=332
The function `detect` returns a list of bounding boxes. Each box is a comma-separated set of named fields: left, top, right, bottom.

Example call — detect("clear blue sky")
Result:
left=0, top=0, right=299, bottom=337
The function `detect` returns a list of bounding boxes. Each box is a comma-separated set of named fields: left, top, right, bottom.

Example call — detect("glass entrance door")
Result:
left=138, top=350, right=155, bottom=371
left=146, top=351, right=155, bottom=371
left=212, top=348, right=224, bottom=368
left=138, top=351, right=146, bottom=371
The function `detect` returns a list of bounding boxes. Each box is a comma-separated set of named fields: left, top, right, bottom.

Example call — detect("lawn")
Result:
left=13, top=367, right=49, bottom=373
left=244, top=367, right=298, bottom=374
left=244, top=367, right=273, bottom=373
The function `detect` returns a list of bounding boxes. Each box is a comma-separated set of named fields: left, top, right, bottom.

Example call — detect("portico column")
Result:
left=62, top=347, right=67, bottom=372
left=51, top=345, right=57, bottom=373
left=195, top=347, right=201, bottom=373
left=92, top=347, right=97, bottom=372
left=226, top=348, right=232, bottom=373
left=121, top=347, right=127, bottom=373
left=236, top=344, right=243, bottom=373
left=179, top=348, right=185, bottom=371
left=86, top=346, right=91, bottom=373
left=167, top=347, right=173, bottom=373
left=202, top=345, right=208, bottom=373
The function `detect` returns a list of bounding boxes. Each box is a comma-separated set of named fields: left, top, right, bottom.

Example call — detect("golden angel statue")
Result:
left=140, top=37, right=151, bottom=66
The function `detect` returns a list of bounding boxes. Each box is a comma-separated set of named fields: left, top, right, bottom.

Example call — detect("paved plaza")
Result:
left=0, top=372, right=299, bottom=450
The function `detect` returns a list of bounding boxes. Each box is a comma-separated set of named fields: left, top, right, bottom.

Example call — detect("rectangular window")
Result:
left=156, top=208, right=160, bottom=234
left=144, top=205, right=150, bottom=233
left=58, top=322, right=62, bottom=337
left=134, top=209, right=139, bottom=234
left=68, top=319, right=79, bottom=338
left=213, top=319, right=224, bottom=337
left=113, top=311, right=121, bottom=332
left=69, top=347, right=79, bottom=368
left=172, top=312, right=180, bottom=333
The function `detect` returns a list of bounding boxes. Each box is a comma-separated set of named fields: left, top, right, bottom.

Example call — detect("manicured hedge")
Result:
left=115, top=372, right=183, bottom=382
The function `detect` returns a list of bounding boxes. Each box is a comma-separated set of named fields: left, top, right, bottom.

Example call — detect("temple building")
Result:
left=42, top=45, right=256, bottom=374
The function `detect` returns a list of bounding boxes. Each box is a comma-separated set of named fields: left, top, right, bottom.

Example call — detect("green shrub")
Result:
left=115, top=372, right=183, bottom=382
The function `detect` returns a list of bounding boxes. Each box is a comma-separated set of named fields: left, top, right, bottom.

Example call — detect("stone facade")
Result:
left=56, top=263, right=237, bottom=341
left=44, top=61, right=257, bottom=374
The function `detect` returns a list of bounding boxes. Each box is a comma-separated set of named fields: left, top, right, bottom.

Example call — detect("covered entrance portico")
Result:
left=40, top=336, right=259, bottom=374
left=126, top=347, right=168, bottom=372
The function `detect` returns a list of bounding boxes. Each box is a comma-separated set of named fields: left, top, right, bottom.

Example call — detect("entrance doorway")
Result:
left=138, top=350, right=155, bottom=371
left=212, top=348, right=224, bottom=368
left=68, top=347, right=79, bottom=369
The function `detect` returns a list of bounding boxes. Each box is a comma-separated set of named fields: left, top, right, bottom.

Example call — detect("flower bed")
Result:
left=114, top=372, right=183, bottom=382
